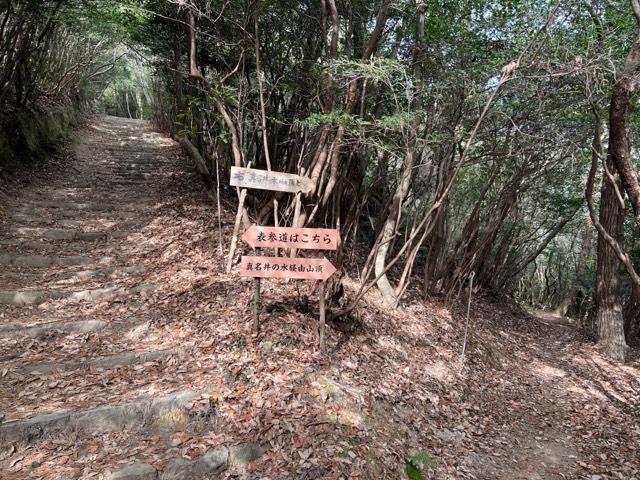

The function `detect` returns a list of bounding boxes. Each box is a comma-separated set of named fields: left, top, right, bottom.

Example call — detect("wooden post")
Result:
left=253, top=276, right=261, bottom=333
left=227, top=188, right=247, bottom=273
left=290, top=167, right=305, bottom=259
left=252, top=247, right=262, bottom=333
left=290, top=191, right=302, bottom=258
left=286, top=191, right=302, bottom=285
left=319, top=281, right=326, bottom=352
left=273, top=198, right=279, bottom=256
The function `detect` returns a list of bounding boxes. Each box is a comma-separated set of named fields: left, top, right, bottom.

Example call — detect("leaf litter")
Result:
left=0, top=119, right=638, bottom=479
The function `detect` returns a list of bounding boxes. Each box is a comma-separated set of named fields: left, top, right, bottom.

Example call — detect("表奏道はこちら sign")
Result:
left=242, top=226, right=338, bottom=250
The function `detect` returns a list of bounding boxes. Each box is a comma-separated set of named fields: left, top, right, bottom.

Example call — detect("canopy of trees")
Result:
left=3, top=0, right=640, bottom=362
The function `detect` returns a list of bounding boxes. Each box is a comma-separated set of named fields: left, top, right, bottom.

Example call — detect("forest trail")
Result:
left=460, top=308, right=584, bottom=479
left=456, top=303, right=640, bottom=480
left=0, top=117, right=638, bottom=479
left=0, top=116, right=264, bottom=479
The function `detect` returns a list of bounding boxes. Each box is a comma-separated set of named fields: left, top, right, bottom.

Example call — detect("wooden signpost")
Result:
left=229, top=167, right=337, bottom=351
left=240, top=256, right=336, bottom=280
left=240, top=236, right=338, bottom=351
left=242, top=226, right=339, bottom=250
left=230, top=166, right=314, bottom=194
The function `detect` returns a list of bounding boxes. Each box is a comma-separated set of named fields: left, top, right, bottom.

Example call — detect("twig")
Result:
left=459, top=271, right=475, bottom=371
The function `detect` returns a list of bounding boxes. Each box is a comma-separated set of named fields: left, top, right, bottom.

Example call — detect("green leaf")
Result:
left=410, top=451, right=436, bottom=468
left=404, top=460, right=425, bottom=480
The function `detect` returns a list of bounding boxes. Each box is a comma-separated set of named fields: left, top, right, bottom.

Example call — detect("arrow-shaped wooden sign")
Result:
left=230, top=167, right=314, bottom=194
left=240, top=256, right=336, bottom=280
left=242, top=226, right=338, bottom=250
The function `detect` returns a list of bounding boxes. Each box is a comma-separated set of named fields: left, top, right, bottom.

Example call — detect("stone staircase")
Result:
left=0, top=116, right=262, bottom=479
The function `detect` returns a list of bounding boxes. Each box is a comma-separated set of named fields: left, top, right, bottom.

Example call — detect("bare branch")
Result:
left=631, top=0, right=640, bottom=25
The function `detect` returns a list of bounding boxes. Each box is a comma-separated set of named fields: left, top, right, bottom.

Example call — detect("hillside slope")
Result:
left=0, top=117, right=638, bottom=480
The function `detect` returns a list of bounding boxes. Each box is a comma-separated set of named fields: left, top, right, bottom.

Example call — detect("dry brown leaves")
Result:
left=0, top=121, right=638, bottom=480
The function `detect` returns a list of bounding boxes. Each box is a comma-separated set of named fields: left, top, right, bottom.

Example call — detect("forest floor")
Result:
left=0, top=116, right=638, bottom=480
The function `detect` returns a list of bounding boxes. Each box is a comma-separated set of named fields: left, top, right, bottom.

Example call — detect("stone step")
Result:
left=0, top=239, right=85, bottom=250
left=100, top=150, right=169, bottom=156
left=58, top=183, right=156, bottom=190
left=49, top=264, right=146, bottom=283
left=25, top=188, right=157, bottom=196
left=9, top=348, right=174, bottom=376
left=76, top=173, right=161, bottom=180
left=95, top=168, right=158, bottom=174
left=99, top=168, right=160, bottom=173
left=93, top=173, right=161, bottom=179
left=84, top=163, right=163, bottom=169
left=109, top=444, right=266, bottom=480
left=0, top=319, right=106, bottom=338
left=13, top=201, right=152, bottom=213
left=3, top=214, right=118, bottom=228
left=9, top=227, right=133, bottom=241
left=0, top=283, right=156, bottom=306
left=28, top=190, right=155, bottom=199
left=77, top=164, right=169, bottom=171
left=102, top=170, right=163, bottom=174
left=20, top=191, right=156, bottom=201
left=89, top=180, right=158, bottom=191
left=0, top=315, right=149, bottom=339
left=0, top=254, right=93, bottom=268
left=58, top=219, right=142, bottom=229
left=26, top=185, right=158, bottom=193
left=83, top=162, right=165, bottom=168
left=76, top=176, right=159, bottom=183
left=10, top=209, right=147, bottom=222
left=0, top=238, right=133, bottom=255
left=95, top=163, right=165, bottom=167
left=89, top=168, right=169, bottom=173
left=0, top=389, right=200, bottom=445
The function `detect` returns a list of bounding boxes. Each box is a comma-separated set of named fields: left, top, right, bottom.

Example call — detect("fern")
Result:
left=404, top=451, right=435, bottom=479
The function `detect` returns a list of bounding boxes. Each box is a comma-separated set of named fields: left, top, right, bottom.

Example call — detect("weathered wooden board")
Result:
left=240, top=256, right=336, bottom=280
left=230, top=167, right=314, bottom=194
left=242, top=226, right=338, bottom=250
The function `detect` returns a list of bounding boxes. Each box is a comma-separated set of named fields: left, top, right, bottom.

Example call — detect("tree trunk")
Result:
left=423, top=206, right=447, bottom=295
left=372, top=2, right=425, bottom=306
left=623, top=283, right=640, bottom=342
left=592, top=18, right=640, bottom=360
left=555, top=216, right=592, bottom=317
left=596, top=159, right=628, bottom=362
left=173, top=22, right=184, bottom=117
left=374, top=136, right=416, bottom=305
left=607, top=31, right=640, bottom=229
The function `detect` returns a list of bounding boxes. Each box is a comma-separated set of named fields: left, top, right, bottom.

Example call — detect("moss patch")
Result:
left=0, top=101, right=82, bottom=179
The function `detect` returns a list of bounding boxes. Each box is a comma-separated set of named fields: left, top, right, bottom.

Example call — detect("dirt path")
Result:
left=0, top=117, right=638, bottom=480
left=0, top=117, right=263, bottom=479
left=455, top=303, right=640, bottom=479
left=0, top=116, right=176, bottom=406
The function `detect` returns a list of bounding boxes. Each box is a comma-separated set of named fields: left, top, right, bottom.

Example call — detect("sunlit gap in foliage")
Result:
left=92, top=46, right=154, bottom=120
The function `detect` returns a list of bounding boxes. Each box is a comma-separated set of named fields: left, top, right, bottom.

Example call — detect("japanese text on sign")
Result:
left=240, top=256, right=336, bottom=280
left=230, top=167, right=314, bottom=194
left=242, top=226, right=338, bottom=250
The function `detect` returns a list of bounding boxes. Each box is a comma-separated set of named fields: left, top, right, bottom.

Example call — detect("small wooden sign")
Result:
left=242, top=226, right=338, bottom=250
left=240, top=256, right=336, bottom=280
left=230, top=167, right=314, bottom=194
